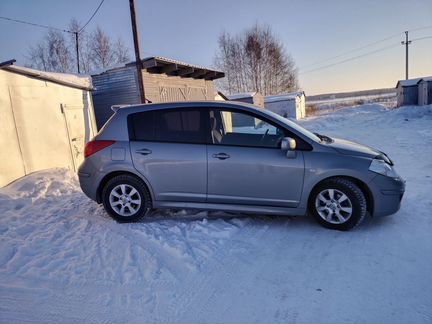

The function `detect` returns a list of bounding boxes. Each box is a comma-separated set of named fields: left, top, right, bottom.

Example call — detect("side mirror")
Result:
left=281, top=137, right=297, bottom=159
left=281, top=137, right=296, bottom=151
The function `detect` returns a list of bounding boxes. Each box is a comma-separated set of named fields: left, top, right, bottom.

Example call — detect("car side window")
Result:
left=129, top=108, right=206, bottom=144
left=210, top=109, right=286, bottom=148
left=129, top=110, right=155, bottom=141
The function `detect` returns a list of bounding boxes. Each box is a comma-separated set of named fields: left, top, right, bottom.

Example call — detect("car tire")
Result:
left=102, top=174, right=151, bottom=223
left=309, top=178, right=366, bottom=231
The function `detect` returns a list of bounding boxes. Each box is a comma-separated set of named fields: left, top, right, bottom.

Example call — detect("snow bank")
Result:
left=1, top=105, right=432, bottom=323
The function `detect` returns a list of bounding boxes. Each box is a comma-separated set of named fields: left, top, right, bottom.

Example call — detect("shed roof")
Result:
left=264, top=91, right=305, bottom=103
left=0, top=60, right=93, bottom=90
left=92, top=56, right=225, bottom=81
left=396, top=78, right=422, bottom=88
left=420, top=76, right=432, bottom=82
left=226, top=92, right=258, bottom=100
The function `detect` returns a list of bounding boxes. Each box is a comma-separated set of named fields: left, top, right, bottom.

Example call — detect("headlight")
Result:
left=369, top=158, right=398, bottom=177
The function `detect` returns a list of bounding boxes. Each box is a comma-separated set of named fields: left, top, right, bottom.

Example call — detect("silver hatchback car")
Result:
left=78, top=101, right=405, bottom=230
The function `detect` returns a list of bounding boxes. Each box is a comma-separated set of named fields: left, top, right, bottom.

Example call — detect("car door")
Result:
left=129, top=108, right=208, bottom=203
left=207, top=108, right=305, bottom=207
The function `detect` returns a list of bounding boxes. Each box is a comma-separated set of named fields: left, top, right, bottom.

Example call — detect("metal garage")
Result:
left=0, top=60, right=97, bottom=187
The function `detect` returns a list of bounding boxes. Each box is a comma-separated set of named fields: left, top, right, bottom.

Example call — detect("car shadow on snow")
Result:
left=138, top=208, right=319, bottom=228
left=135, top=208, right=397, bottom=232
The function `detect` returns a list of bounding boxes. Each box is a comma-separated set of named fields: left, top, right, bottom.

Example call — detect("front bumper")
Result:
left=369, top=173, right=405, bottom=217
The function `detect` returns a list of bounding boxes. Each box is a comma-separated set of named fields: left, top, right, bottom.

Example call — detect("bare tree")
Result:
left=89, top=26, right=115, bottom=69
left=26, top=20, right=130, bottom=74
left=214, top=24, right=298, bottom=95
left=27, top=30, right=72, bottom=73
left=113, top=38, right=130, bottom=63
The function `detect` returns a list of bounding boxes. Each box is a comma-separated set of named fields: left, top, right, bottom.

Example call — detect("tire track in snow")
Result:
left=185, top=219, right=299, bottom=323
left=161, top=218, right=272, bottom=322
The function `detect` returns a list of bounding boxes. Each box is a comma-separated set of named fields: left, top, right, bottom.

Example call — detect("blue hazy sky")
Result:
left=1, top=0, right=431, bottom=94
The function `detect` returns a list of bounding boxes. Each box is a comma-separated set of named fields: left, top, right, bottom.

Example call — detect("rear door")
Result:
left=129, top=108, right=208, bottom=203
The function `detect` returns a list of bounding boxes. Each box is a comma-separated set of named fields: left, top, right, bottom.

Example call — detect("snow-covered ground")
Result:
left=1, top=104, right=431, bottom=323
left=307, top=92, right=397, bottom=114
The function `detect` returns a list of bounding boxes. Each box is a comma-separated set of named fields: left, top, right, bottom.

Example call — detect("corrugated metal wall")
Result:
left=92, top=67, right=216, bottom=129
left=419, top=81, right=432, bottom=105
left=429, top=82, right=432, bottom=105
left=92, top=67, right=140, bottom=129
left=402, top=86, right=419, bottom=106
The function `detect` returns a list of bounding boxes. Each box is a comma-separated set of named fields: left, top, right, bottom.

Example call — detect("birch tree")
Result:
left=214, top=24, right=298, bottom=95
left=27, top=20, right=130, bottom=73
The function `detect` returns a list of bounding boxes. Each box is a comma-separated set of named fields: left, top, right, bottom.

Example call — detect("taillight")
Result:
left=84, top=140, right=115, bottom=158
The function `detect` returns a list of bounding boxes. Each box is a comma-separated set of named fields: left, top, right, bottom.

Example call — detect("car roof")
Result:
left=115, top=100, right=262, bottom=115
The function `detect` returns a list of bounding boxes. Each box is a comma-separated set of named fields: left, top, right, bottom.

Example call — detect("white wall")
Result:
left=0, top=70, right=97, bottom=187
left=265, top=96, right=305, bottom=120
left=418, top=81, right=428, bottom=106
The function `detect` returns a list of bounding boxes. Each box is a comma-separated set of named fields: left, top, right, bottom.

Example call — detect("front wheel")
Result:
left=309, top=178, right=367, bottom=231
left=102, top=175, right=151, bottom=222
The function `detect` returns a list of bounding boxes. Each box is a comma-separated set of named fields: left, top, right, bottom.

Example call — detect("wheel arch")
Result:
left=307, top=175, right=374, bottom=216
left=96, top=170, right=154, bottom=204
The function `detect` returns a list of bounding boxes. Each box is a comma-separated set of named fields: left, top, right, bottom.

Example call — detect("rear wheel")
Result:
left=102, top=175, right=151, bottom=222
left=309, top=178, right=366, bottom=231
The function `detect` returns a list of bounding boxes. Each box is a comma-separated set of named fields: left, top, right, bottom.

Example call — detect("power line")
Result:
left=409, top=25, right=432, bottom=33
left=0, top=15, right=73, bottom=33
left=411, top=35, right=432, bottom=42
left=299, top=25, right=432, bottom=70
left=0, top=0, right=107, bottom=35
left=300, top=43, right=400, bottom=75
left=299, top=32, right=402, bottom=70
left=79, top=0, right=106, bottom=33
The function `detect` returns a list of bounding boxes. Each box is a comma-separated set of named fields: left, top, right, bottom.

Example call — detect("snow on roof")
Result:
left=2, top=64, right=92, bottom=90
left=397, top=78, right=422, bottom=87
left=420, top=76, right=432, bottom=82
left=226, top=92, right=257, bottom=100
left=264, top=91, right=304, bottom=103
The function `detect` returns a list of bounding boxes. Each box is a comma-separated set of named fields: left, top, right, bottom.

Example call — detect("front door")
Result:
left=207, top=109, right=305, bottom=207
left=129, top=108, right=207, bottom=202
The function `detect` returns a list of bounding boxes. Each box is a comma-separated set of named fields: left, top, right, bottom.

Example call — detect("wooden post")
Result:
left=75, top=32, right=80, bottom=74
left=129, top=0, right=146, bottom=103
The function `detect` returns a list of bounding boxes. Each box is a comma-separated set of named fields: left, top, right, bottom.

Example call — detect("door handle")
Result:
left=135, top=148, right=152, bottom=155
left=212, top=153, right=230, bottom=160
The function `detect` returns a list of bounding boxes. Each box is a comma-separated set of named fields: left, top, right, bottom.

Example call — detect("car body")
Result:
left=78, top=101, right=405, bottom=230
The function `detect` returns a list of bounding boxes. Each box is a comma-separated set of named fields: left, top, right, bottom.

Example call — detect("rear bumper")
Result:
left=78, top=160, right=99, bottom=202
left=369, top=174, right=405, bottom=217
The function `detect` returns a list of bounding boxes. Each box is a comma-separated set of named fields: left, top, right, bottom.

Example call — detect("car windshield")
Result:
left=260, top=109, right=321, bottom=143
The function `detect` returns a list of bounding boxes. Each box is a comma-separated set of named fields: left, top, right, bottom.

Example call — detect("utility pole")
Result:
left=129, top=0, right=146, bottom=103
left=401, top=31, right=411, bottom=80
left=75, top=32, right=80, bottom=73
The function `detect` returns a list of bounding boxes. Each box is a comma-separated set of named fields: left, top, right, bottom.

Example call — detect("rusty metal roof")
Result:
left=93, top=56, right=225, bottom=81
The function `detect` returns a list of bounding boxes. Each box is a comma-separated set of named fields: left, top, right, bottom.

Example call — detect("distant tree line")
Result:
left=26, top=18, right=130, bottom=74
left=214, top=24, right=298, bottom=96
